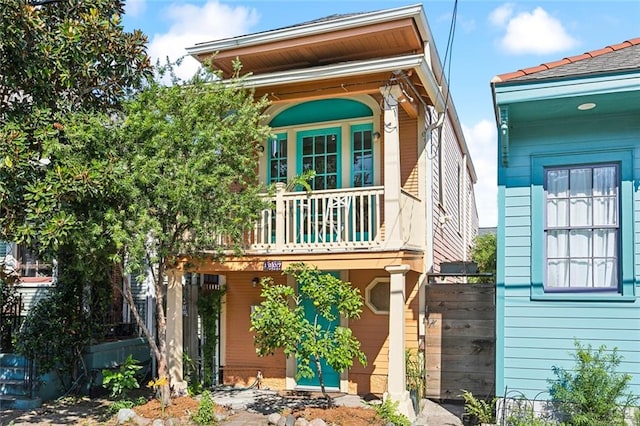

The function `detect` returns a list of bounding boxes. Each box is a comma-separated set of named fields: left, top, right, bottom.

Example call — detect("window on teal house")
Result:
left=544, top=164, right=618, bottom=290
left=267, top=133, right=287, bottom=184
left=531, top=150, right=634, bottom=301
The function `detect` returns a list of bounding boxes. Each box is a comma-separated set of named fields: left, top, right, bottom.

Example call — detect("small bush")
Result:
left=106, top=396, right=147, bottom=416
left=549, top=340, right=637, bottom=426
left=102, top=354, right=142, bottom=399
left=461, top=390, right=495, bottom=424
left=369, top=398, right=411, bottom=426
left=191, top=390, right=218, bottom=425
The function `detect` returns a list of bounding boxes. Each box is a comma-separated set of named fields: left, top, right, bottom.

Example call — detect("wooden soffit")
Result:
left=196, top=18, right=423, bottom=79
left=253, top=70, right=393, bottom=104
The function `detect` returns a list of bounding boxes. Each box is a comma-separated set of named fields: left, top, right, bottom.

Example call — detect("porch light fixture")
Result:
left=499, top=106, right=509, bottom=167
left=577, top=102, right=596, bottom=111
left=373, top=132, right=381, bottom=143
left=252, top=277, right=260, bottom=287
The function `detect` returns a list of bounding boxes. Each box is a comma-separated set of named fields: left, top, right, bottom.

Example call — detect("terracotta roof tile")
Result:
left=493, top=37, right=640, bottom=83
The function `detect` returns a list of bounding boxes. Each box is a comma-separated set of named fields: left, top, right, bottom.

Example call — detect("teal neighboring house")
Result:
left=491, top=37, right=640, bottom=402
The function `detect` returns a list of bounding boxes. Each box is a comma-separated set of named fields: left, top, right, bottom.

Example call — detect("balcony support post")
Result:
left=380, top=84, right=404, bottom=249
left=274, top=182, right=286, bottom=249
left=384, top=264, right=415, bottom=421
left=166, top=268, right=187, bottom=393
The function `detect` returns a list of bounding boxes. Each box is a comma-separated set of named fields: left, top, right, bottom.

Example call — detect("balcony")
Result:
left=225, top=184, right=425, bottom=255
left=241, top=185, right=385, bottom=253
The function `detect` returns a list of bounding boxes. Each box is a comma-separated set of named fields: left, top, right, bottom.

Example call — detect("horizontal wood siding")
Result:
left=17, top=282, right=52, bottom=315
left=498, top=113, right=640, bottom=399
left=426, top=283, right=495, bottom=400
left=399, top=108, right=419, bottom=196
left=349, top=270, right=390, bottom=395
left=433, top=114, right=475, bottom=276
left=224, top=271, right=286, bottom=386
left=351, top=270, right=421, bottom=395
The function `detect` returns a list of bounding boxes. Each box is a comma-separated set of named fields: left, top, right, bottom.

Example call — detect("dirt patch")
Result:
left=292, top=406, right=385, bottom=426
left=133, top=395, right=201, bottom=419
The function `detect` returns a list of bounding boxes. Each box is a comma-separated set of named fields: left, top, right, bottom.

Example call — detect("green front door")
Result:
left=296, top=271, right=340, bottom=389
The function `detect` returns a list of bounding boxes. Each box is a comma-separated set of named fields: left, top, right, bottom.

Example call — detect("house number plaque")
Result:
left=263, top=260, right=282, bottom=271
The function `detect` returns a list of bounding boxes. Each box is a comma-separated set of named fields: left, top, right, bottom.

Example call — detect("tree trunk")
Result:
left=315, top=356, right=333, bottom=408
left=120, top=260, right=171, bottom=406
left=153, top=261, right=171, bottom=406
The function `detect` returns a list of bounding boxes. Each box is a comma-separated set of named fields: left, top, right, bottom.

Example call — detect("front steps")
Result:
left=0, top=354, right=41, bottom=410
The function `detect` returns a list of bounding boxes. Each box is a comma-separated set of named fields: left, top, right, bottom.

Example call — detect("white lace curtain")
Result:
left=545, top=165, right=618, bottom=288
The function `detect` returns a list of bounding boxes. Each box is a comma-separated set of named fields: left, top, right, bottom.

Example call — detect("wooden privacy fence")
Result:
left=425, top=283, right=495, bottom=400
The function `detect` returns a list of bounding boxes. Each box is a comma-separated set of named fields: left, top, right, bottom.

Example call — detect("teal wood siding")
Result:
left=497, top=112, right=640, bottom=399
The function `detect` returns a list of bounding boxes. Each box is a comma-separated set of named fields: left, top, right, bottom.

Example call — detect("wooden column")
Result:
left=380, top=85, right=404, bottom=249
left=385, top=264, right=415, bottom=421
left=166, top=269, right=187, bottom=392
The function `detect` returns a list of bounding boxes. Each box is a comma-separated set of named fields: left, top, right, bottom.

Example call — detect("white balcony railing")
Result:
left=248, top=185, right=384, bottom=252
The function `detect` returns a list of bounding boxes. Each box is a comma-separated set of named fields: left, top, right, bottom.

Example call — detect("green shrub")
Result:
left=102, top=354, right=142, bottom=399
left=461, top=389, right=495, bottom=424
left=369, top=398, right=411, bottom=426
left=191, top=390, right=218, bottom=425
left=549, top=340, right=637, bottom=426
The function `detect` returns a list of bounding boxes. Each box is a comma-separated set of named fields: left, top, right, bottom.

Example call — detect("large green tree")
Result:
left=250, top=263, right=367, bottom=406
left=1, top=0, right=150, bottom=389
left=113, top=61, right=271, bottom=404
left=470, top=233, right=496, bottom=283
left=0, top=0, right=150, bottom=249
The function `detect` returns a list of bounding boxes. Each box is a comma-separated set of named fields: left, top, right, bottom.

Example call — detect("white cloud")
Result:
left=489, top=3, right=514, bottom=28
left=492, top=6, right=578, bottom=55
left=124, top=0, right=146, bottom=18
left=463, top=119, right=497, bottom=227
left=147, top=1, right=260, bottom=81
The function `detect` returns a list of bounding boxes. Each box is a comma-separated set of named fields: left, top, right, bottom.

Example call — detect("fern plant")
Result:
left=369, top=398, right=411, bottom=426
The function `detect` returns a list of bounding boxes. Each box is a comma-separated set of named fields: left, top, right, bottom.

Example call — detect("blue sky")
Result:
left=122, top=1, right=640, bottom=227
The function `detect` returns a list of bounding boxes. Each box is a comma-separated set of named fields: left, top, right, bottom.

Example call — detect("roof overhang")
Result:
left=186, top=4, right=428, bottom=56
left=492, top=71, right=640, bottom=124
left=240, top=54, right=446, bottom=113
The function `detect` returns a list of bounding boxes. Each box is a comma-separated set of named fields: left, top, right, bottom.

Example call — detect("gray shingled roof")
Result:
left=493, top=38, right=640, bottom=83
left=511, top=43, right=640, bottom=82
left=193, top=11, right=367, bottom=47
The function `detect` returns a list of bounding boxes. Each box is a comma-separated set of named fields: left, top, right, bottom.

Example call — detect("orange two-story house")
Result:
left=162, top=4, right=478, bottom=416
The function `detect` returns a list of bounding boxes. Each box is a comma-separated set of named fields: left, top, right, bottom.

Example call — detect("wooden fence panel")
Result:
left=425, top=283, right=495, bottom=400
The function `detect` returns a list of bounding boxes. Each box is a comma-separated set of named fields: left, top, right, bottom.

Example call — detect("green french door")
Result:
left=297, top=127, right=341, bottom=190
left=296, top=128, right=342, bottom=243
left=296, top=271, right=340, bottom=389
